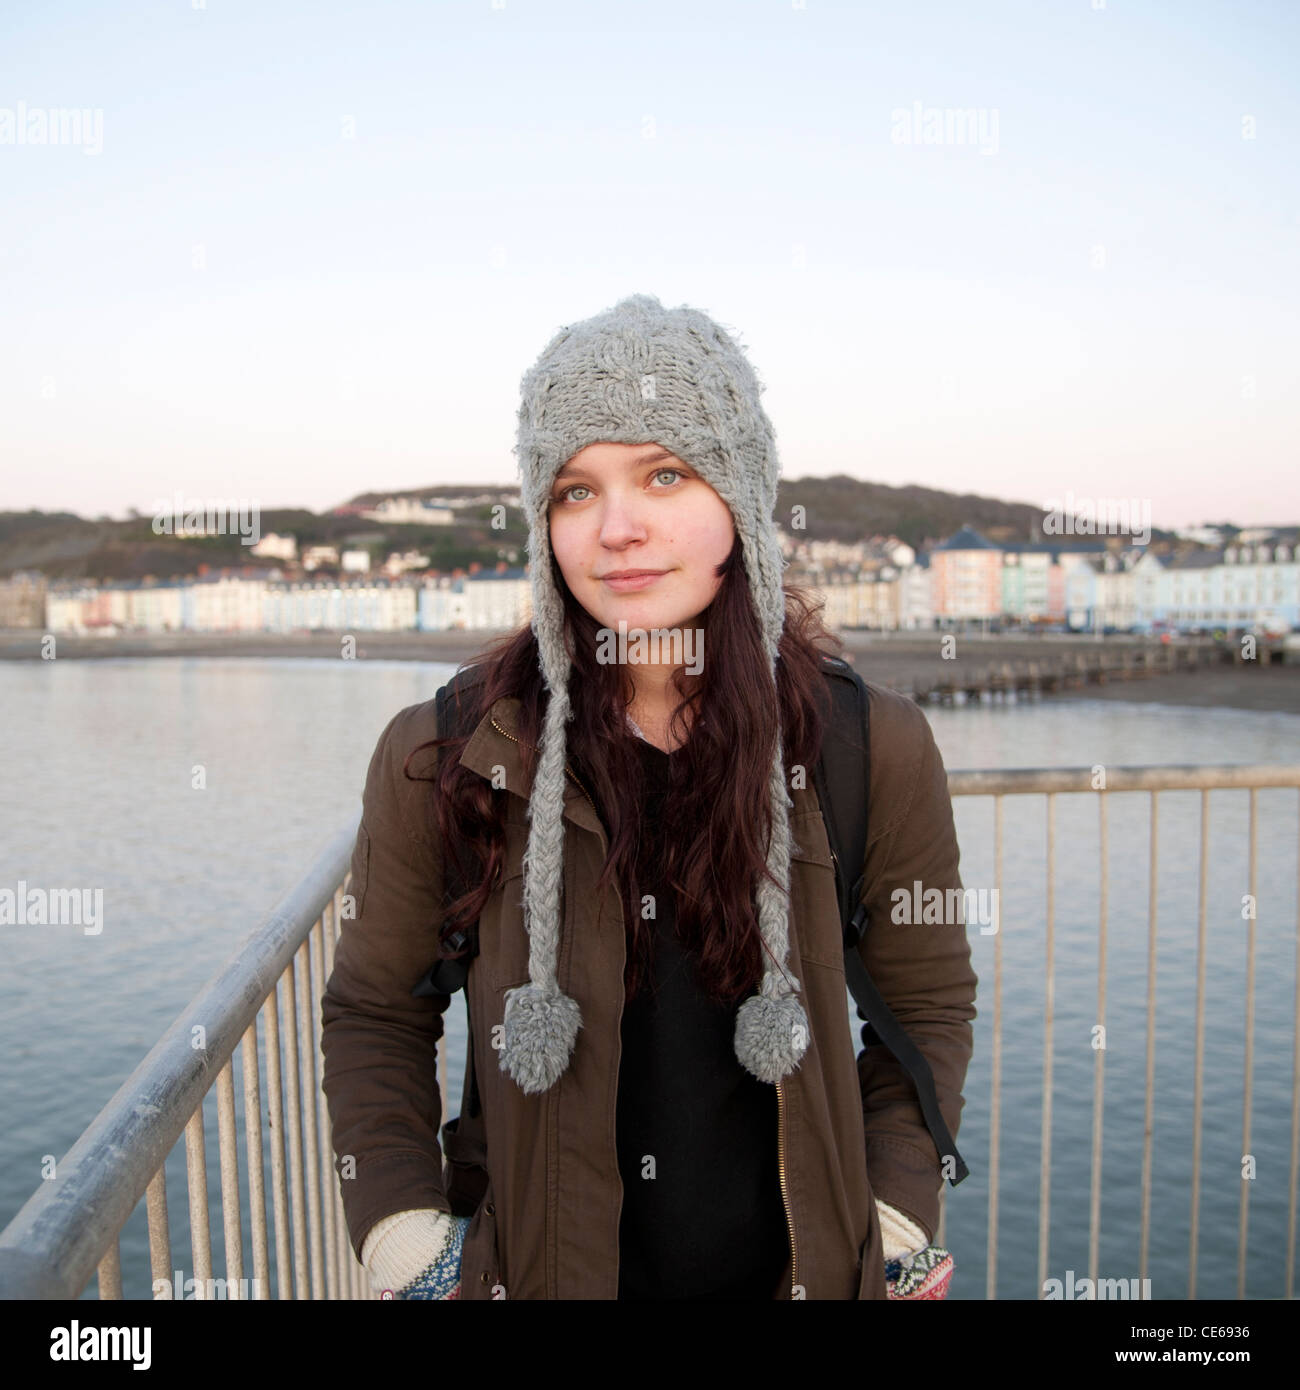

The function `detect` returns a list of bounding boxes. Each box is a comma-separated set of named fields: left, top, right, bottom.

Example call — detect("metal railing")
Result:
left=0, top=812, right=415, bottom=1301
left=936, top=763, right=1300, bottom=1301
left=0, top=763, right=1297, bottom=1299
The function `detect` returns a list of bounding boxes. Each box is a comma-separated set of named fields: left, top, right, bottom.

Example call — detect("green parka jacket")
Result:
left=320, top=678, right=977, bottom=1299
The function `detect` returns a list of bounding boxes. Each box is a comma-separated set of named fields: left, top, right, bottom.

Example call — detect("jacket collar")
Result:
left=458, top=696, right=607, bottom=841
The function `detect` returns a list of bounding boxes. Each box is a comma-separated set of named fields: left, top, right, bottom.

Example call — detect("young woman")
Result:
left=321, top=294, right=977, bottom=1300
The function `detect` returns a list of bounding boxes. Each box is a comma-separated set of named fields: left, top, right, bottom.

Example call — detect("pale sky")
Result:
left=2, top=0, right=1296, bottom=531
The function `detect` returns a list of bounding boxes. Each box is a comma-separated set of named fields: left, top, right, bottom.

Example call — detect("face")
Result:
left=546, top=441, right=736, bottom=640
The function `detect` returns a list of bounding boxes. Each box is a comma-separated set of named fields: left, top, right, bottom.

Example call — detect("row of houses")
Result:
left=3, top=526, right=1297, bottom=636
left=32, top=568, right=534, bottom=635
left=983, top=529, right=1295, bottom=631
left=802, top=527, right=1299, bottom=632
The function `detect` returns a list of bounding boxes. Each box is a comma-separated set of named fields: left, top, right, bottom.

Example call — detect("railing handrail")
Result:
left=947, top=763, right=1300, bottom=795
left=0, top=812, right=361, bottom=1300
left=2, top=759, right=1298, bottom=1299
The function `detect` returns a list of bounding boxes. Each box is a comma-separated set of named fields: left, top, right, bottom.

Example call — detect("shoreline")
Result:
left=2, top=627, right=1296, bottom=714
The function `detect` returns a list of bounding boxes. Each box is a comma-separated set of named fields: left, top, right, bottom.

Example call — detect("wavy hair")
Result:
left=408, top=533, right=846, bottom=1006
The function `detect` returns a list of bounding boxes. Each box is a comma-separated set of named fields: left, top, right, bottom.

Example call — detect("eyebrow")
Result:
left=554, top=446, right=679, bottom=482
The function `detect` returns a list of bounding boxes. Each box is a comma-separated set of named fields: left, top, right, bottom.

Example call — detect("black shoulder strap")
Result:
left=412, top=679, right=480, bottom=993
left=410, top=672, right=486, bottom=1119
left=813, top=657, right=969, bottom=1187
left=812, top=658, right=870, bottom=933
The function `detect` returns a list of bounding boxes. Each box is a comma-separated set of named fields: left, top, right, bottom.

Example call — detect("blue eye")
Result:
left=553, top=468, right=685, bottom=504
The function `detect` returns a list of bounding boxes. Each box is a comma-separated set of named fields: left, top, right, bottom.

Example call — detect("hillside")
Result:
left=0, top=476, right=1189, bottom=580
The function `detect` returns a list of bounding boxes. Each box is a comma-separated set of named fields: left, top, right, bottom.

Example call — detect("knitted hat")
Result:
left=503, top=292, right=808, bottom=1094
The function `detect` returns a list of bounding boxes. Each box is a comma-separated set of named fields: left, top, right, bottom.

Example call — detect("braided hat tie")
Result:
left=504, top=292, right=807, bottom=1094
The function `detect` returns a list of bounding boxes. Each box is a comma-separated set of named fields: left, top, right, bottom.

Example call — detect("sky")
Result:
left=1, top=0, right=1296, bottom=532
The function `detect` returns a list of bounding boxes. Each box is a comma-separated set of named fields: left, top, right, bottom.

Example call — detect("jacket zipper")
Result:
left=774, top=824, right=840, bottom=1297
left=776, top=1078, right=799, bottom=1297
left=488, top=714, right=600, bottom=818
left=774, top=797, right=828, bottom=1299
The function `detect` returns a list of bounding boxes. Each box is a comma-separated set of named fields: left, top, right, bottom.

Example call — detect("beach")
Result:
left=1, top=627, right=1295, bottom=714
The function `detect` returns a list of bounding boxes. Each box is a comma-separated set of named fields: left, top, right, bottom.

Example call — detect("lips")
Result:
left=601, top=570, right=668, bottom=592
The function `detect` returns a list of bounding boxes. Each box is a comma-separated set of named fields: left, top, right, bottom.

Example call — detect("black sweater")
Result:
left=611, top=735, right=790, bottom=1300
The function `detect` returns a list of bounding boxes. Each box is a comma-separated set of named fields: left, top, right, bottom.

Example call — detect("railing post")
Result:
left=1037, top=792, right=1056, bottom=1298
left=146, top=1168, right=172, bottom=1298
left=985, top=794, right=1004, bottom=1300
left=1189, top=790, right=1210, bottom=1298
left=239, top=1021, right=271, bottom=1300
left=184, top=1109, right=212, bottom=1299
left=1239, top=788, right=1259, bottom=1298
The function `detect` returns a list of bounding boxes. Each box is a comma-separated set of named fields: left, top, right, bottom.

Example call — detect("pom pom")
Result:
left=733, top=993, right=810, bottom=1083
left=499, top=982, right=583, bottom=1094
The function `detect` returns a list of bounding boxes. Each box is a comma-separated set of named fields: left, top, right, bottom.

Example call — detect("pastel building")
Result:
left=46, top=583, right=101, bottom=633
left=464, top=568, right=531, bottom=630
left=417, top=577, right=470, bottom=632
left=1133, top=543, right=1299, bottom=630
left=929, top=526, right=1003, bottom=622
left=124, top=579, right=186, bottom=632
left=0, top=571, right=46, bottom=628
left=263, top=578, right=417, bottom=632
left=1001, top=545, right=1079, bottom=622
left=1064, top=551, right=1141, bottom=631
left=899, top=554, right=934, bottom=630
left=415, top=568, right=531, bottom=631
left=182, top=575, right=270, bottom=631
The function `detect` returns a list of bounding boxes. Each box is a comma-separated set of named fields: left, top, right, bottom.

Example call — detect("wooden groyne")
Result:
left=902, top=640, right=1284, bottom=707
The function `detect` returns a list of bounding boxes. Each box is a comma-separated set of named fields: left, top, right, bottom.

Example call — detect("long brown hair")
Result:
left=408, top=533, right=846, bottom=1006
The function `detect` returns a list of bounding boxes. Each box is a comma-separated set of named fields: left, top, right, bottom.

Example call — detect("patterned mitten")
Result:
left=361, top=1208, right=470, bottom=1300
left=397, top=1214, right=471, bottom=1300
left=876, top=1198, right=953, bottom=1300
left=884, top=1245, right=954, bottom=1299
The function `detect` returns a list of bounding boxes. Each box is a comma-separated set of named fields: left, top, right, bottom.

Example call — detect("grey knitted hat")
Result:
left=502, top=292, right=808, bottom=1094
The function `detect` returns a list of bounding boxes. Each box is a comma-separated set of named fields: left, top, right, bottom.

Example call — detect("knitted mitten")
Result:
left=884, top=1244, right=954, bottom=1299
left=361, top=1208, right=470, bottom=1300
left=876, top=1198, right=953, bottom=1300
left=397, top=1214, right=471, bottom=1300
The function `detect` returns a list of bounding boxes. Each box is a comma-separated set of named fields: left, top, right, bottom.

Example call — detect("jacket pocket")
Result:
left=481, top=867, right=532, bottom=990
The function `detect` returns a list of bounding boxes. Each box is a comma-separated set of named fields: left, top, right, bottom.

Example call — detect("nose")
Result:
left=596, top=490, right=650, bottom=549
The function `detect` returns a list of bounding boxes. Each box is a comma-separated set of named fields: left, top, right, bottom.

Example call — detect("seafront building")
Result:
left=9, top=529, right=1297, bottom=637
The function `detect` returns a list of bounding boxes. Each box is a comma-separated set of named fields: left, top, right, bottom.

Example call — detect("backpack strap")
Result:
left=813, top=656, right=969, bottom=1187
left=410, top=673, right=486, bottom=1120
